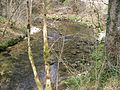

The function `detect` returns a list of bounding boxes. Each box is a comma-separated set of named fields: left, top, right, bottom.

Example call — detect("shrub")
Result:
left=60, top=43, right=119, bottom=90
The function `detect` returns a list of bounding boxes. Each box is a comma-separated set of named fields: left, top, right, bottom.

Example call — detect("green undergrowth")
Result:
left=0, top=16, right=7, bottom=23
left=60, top=43, right=119, bottom=90
left=0, top=36, right=24, bottom=51
left=0, top=16, right=27, bottom=52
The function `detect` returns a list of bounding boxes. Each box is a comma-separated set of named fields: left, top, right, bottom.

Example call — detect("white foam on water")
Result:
left=30, top=26, right=41, bottom=34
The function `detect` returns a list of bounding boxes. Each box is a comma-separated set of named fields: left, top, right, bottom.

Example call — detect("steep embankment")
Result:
left=0, top=20, right=96, bottom=90
left=0, top=16, right=26, bottom=51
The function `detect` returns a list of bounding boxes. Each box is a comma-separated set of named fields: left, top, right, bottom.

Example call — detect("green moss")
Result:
left=0, top=36, right=24, bottom=51
left=44, top=41, right=49, bottom=60
left=28, top=46, right=42, bottom=90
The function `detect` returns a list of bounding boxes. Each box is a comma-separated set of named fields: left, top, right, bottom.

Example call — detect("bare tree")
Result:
left=0, top=0, right=3, bottom=16
left=42, top=0, right=52, bottom=90
left=106, top=0, right=120, bottom=71
left=27, top=0, right=42, bottom=90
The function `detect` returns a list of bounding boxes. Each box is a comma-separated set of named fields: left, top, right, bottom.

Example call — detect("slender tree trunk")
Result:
left=106, top=0, right=120, bottom=67
left=6, top=0, right=9, bottom=18
left=6, top=0, right=11, bottom=19
left=27, top=0, right=42, bottom=90
left=8, top=0, right=13, bottom=19
left=42, top=0, right=52, bottom=90
left=0, top=0, right=3, bottom=16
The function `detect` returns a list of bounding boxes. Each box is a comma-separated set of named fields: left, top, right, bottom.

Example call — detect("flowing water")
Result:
left=0, top=21, right=96, bottom=90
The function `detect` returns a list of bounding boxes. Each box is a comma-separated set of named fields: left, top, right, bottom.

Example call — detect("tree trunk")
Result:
left=7, top=0, right=13, bottom=19
left=27, top=0, right=42, bottom=90
left=106, top=0, right=120, bottom=67
left=0, top=0, right=2, bottom=16
left=42, top=0, right=52, bottom=90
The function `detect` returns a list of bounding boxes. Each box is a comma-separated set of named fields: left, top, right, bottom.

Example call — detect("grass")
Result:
left=60, top=43, right=120, bottom=90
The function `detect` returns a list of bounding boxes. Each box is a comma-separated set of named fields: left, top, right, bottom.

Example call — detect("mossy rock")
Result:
left=0, top=36, right=24, bottom=52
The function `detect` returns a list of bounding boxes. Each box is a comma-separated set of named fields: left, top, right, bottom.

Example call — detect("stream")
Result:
left=0, top=21, right=96, bottom=90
